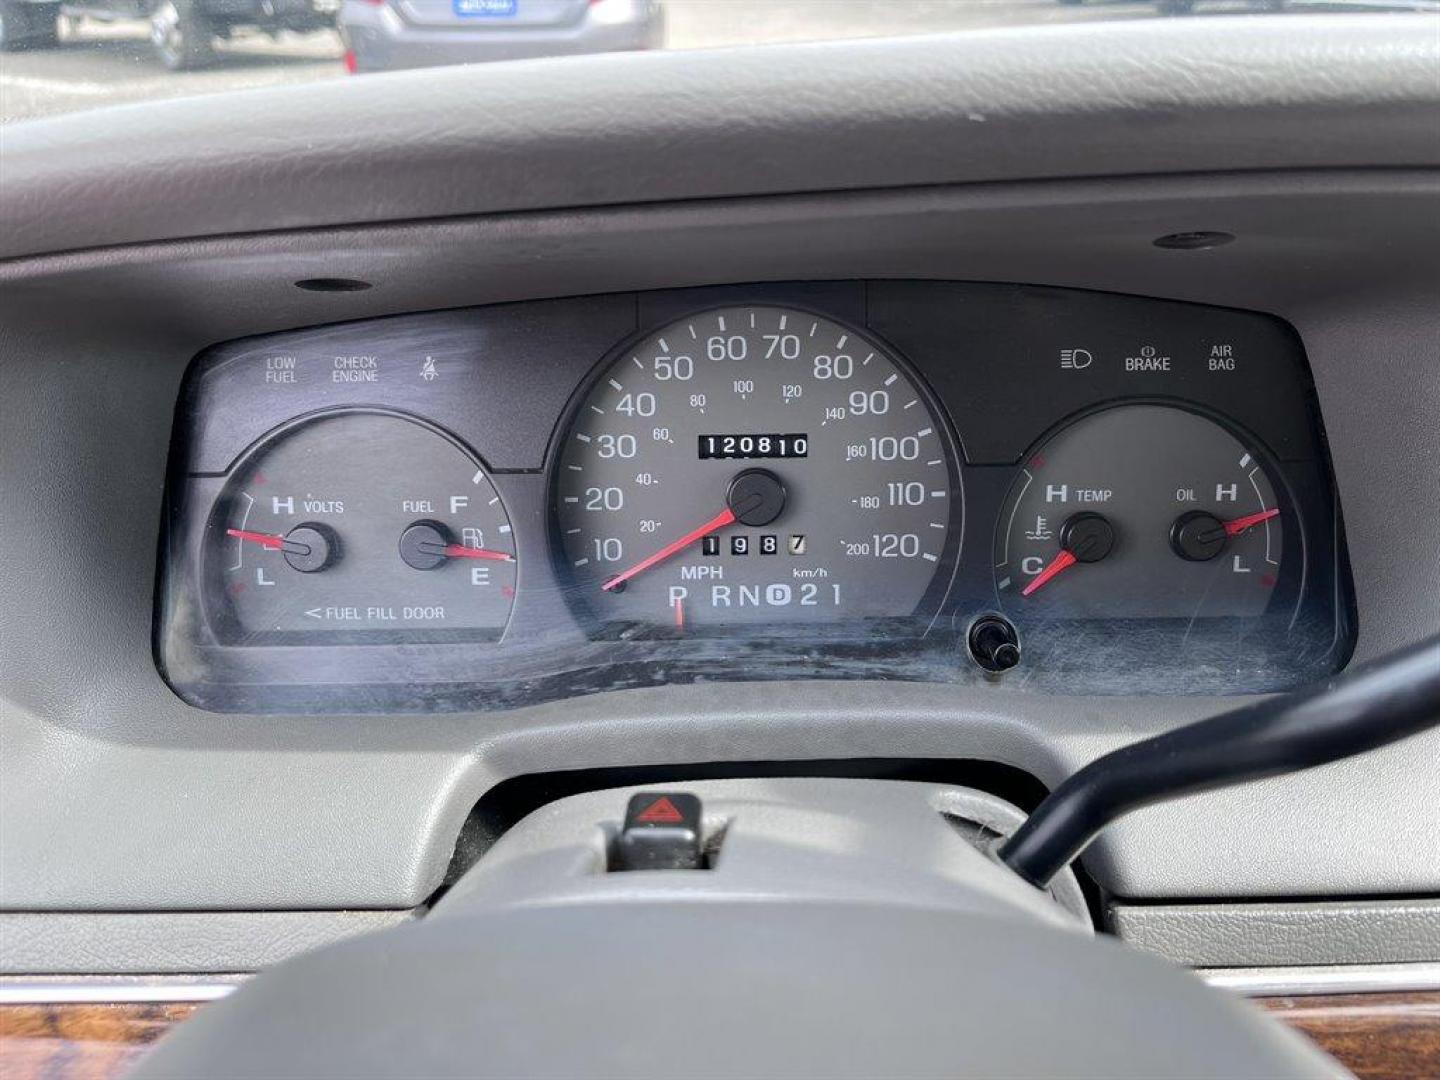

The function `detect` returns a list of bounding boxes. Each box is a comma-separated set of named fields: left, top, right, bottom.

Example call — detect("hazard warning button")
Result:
left=613, top=792, right=704, bottom=872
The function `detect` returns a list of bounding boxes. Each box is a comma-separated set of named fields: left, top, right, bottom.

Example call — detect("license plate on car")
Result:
left=452, top=0, right=516, bottom=16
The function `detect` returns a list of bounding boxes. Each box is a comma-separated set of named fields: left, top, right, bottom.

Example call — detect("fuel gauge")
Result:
left=209, top=411, right=518, bottom=643
left=994, top=404, right=1289, bottom=622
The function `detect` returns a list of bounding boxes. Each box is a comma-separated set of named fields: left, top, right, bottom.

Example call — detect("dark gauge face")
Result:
left=209, top=412, right=517, bottom=643
left=995, top=404, right=1285, bottom=621
left=555, top=306, right=961, bottom=632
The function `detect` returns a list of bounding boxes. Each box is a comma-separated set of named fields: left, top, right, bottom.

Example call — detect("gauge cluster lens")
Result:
left=995, top=405, right=1285, bottom=621
left=209, top=411, right=517, bottom=642
left=158, top=283, right=1350, bottom=711
left=553, top=306, right=961, bottom=632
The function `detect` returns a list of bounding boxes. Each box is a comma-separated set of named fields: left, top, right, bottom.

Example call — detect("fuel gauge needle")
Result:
left=1020, top=549, right=1077, bottom=598
left=439, top=543, right=514, bottom=562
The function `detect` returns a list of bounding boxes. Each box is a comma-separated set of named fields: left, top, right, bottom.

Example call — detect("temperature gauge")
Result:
left=208, top=411, right=518, bottom=643
left=995, top=404, right=1289, bottom=621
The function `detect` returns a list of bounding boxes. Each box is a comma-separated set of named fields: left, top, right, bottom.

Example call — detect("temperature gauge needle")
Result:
left=1021, top=549, right=1078, bottom=598
left=1222, top=507, right=1280, bottom=537
left=439, top=543, right=514, bottom=562
left=226, top=528, right=310, bottom=555
left=602, top=507, right=737, bottom=592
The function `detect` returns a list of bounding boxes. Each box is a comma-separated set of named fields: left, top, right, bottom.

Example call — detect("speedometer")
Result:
left=553, top=305, right=961, bottom=633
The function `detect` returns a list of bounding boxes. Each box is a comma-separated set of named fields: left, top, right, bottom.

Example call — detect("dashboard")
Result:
left=159, top=281, right=1351, bottom=712
left=2, top=14, right=1437, bottom=974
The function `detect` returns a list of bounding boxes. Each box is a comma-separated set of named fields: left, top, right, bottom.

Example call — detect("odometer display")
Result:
left=554, top=306, right=960, bottom=632
left=698, top=433, right=809, bottom=460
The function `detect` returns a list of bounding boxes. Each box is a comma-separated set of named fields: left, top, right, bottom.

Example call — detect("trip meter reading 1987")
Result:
left=553, top=306, right=962, bottom=633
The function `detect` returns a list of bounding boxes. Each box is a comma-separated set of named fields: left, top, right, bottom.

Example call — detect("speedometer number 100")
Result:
left=555, top=305, right=960, bottom=631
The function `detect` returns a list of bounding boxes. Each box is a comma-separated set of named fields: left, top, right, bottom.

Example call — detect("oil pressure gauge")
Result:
left=994, top=404, right=1290, bottom=622
left=208, top=410, right=518, bottom=644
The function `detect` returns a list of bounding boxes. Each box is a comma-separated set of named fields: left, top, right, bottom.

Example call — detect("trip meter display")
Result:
left=208, top=411, right=518, bottom=643
left=553, top=306, right=962, bottom=632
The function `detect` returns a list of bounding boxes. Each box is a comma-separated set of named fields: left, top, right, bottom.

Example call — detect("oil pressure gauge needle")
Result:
left=601, top=507, right=737, bottom=592
left=1222, top=507, right=1280, bottom=537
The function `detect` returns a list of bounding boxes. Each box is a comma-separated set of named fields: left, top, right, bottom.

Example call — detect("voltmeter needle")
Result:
left=226, top=528, right=310, bottom=555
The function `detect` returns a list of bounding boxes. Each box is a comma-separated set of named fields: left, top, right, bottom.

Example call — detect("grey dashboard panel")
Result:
left=1109, top=899, right=1440, bottom=968
left=429, top=779, right=1090, bottom=930
left=0, top=911, right=412, bottom=976
left=2, top=15, right=1437, bottom=262
left=1, top=16, right=1439, bottom=925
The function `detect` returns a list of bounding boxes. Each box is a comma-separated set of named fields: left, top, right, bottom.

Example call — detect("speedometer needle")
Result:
left=601, top=507, right=737, bottom=592
left=1020, top=549, right=1077, bottom=598
left=1221, top=507, right=1280, bottom=537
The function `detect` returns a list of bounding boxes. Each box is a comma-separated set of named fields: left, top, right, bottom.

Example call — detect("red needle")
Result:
left=601, top=507, right=737, bottom=592
left=1222, top=507, right=1280, bottom=537
left=226, top=528, right=287, bottom=550
left=1021, top=548, right=1078, bottom=598
left=441, top=543, right=514, bottom=562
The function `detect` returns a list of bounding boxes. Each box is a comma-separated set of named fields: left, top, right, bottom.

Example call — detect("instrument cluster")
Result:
left=157, top=282, right=1353, bottom=713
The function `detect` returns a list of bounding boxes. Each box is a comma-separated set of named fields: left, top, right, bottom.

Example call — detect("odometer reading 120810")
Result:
left=698, top=433, right=809, bottom=460
left=554, top=305, right=961, bottom=632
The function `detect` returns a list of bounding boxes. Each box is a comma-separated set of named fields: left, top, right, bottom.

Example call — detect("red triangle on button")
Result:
left=635, top=796, right=685, bottom=824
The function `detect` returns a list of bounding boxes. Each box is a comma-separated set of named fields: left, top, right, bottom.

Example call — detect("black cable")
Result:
left=998, top=634, right=1440, bottom=889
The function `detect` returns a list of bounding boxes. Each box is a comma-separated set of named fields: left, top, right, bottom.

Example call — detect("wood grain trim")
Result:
left=1260, top=991, right=1440, bottom=1080
left=0, top=1002, right=201, bottom=1080
left=2, top=990, right=1435, bottom=1079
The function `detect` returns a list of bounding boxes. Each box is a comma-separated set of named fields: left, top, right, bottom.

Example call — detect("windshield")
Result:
left=0, top=0, right=1431, bottom=125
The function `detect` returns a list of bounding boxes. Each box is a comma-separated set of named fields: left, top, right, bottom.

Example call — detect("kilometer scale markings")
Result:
left=558, top=303, right=957, bottom=627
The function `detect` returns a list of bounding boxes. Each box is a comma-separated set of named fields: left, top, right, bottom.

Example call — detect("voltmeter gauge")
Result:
left=995, top=404, right=1289, bottom=621
left=207, top=411, right=517, bottom=644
